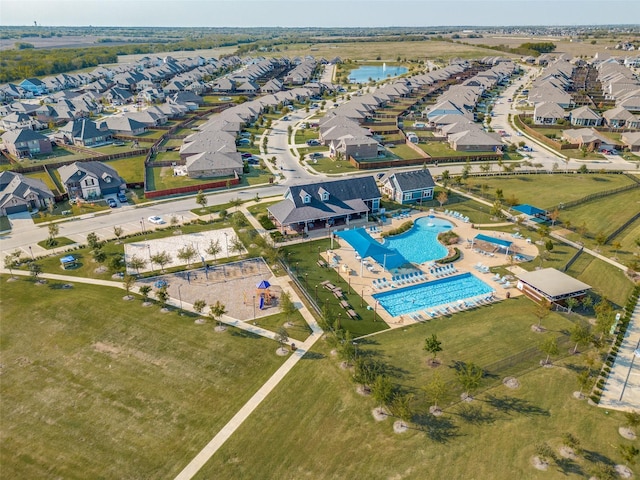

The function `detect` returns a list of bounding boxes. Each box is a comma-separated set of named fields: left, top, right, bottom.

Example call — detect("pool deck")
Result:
left=324, top=211, right=539, bottom=329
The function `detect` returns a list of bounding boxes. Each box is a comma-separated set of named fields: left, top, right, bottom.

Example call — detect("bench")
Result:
left=317, top=259, right=327, bottom=268
left=347, top=309, right=358, bottom=319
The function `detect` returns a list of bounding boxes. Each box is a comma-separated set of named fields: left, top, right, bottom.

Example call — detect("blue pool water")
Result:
left=382, top=216, right=452, bottom=264
left=349, top=64, right=408, bottom=83
left=373, top=273, right=494, bottom=317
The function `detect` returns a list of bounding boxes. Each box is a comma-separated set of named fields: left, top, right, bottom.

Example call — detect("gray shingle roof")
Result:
left=385, top=169, right=435, bottom=193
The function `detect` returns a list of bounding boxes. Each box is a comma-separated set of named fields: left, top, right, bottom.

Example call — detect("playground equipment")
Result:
left=256, top=279, right=274, bottom=309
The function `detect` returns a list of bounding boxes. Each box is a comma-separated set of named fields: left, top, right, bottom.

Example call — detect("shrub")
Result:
left=438, top=247, right=461, bottom=264
left=257, top=214, right=276, bottom=230
left=380, top=220, right=413, bottom=238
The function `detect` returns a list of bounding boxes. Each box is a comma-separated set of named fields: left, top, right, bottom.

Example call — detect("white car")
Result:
left=148, top=216, right=165, bottom=225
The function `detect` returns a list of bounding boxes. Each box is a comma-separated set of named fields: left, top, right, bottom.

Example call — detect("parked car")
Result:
left=117, top=192, right=127, bottom=203
left=282, top=116, right=289, bottom=121
left=306, top=139, right=320, bottom=146
left=246, top=156, right=260, bottom=164
left=107, top=198, right=117, bottom=208
left=148, top=216, right=165, bottom=225
left=241, top=152, right=253, bottom=159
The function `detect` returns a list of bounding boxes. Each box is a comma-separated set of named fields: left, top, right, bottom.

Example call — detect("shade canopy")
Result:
left=256, top=280, right=271, bottom=289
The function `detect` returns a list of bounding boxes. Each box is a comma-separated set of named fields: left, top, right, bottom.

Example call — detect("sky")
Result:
left=1, top=0, right=639, bottom=28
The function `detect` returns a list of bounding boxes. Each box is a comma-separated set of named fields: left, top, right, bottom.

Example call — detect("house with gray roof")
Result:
left=185, top=151, right=243, bottom=178
left=380, top=169, right=435, bottom=205
left=1, top=112, right=38, bottom=131
left=0, top=171, right=55, bottom=215
left=58, top=161, right=125, bottom=200
left=621, top=131, right=640, bottom=152
left=267, top=177, right=381, bottom=233
left=569, top=106, right=602, bottom=127
left=329, top=135, right=378, bottom=160
left=533, top=102, right=566, bottom=125
left=1, top=129, right=52, bottom=158
left=103, top=116, right=147, bottom=136
left=602, top=106, right=640, bottom=129
left=447, top=129, right=502, bottom=152
left=57, top=119, right=112, bottom=147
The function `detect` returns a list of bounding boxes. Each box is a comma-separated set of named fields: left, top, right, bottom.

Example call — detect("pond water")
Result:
left=348, top=64, right=408, bottom=83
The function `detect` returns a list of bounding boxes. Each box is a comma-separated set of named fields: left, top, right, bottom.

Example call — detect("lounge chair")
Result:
left=347, top=309, right=358, bottom=319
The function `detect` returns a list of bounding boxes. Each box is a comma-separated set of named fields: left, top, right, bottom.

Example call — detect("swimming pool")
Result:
left=382, top=216, right=452, bottom=264
left=348, top=64, right=408, bottom=83
left=372, top=273, right=494, bottom=317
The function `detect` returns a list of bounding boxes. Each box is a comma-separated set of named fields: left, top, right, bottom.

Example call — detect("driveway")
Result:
left=6, top=211, right=34, bottom=232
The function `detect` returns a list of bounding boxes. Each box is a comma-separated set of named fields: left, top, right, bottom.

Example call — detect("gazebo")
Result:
left=59, top=255, right=77, bottom=270
left=471, top=233, right=513, bottom=256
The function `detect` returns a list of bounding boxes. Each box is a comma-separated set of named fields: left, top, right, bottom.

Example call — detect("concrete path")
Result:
left=599, top=298, right=640, bottom=412
left=174, top=280, right=322, bottom=480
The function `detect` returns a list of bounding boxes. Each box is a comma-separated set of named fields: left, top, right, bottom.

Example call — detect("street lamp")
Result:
left=361, top=288, right=364, bottom=308
left=315, top=284, right=318, bottom=302
left=304, top=273, right=308, bottom=287
left=223, top=232, right=229, bottom=257
left=178, top=284, right=183, bottom=312
left=253, top=295, right=256, bottom=322
left=374, top=300, right=378, bottom=322
left=28, top=245, right=34, bottom=260
left=140, top=217, right=145, bottom=233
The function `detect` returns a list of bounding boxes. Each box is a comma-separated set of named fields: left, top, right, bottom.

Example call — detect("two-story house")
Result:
left=58, top=161, right=125, bottom=200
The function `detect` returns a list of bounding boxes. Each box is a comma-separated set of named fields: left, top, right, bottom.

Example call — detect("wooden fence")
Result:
left=144, top=176, right=240, bottom=199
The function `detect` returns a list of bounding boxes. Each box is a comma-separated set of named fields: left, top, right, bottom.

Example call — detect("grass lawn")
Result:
left=154, top=150, right=181, bottom=162
left=147, top=166, right=221, bottom=191
left=294, top=128, right=319, bottom=144
left=195, top=296, right=629, bottom=480
left=297, top=146, right=328, bottom=157
left=137, top=128, right=167, bottom=139
left=239, top=167, right=275, bottom=187
left=310, top=157, right=358, bottom=174
left=246, top=200, right=280, bottom=218
left=390, top=143, right=425, bottom=159
left=32, top=202, right=110, bottom=224
left=565, top=253, right=634, bottom=307
left=25, top=170, right=59, bottom=193
left=467, top=173, right=635, bottom=209
left=105, top=155, right=146, bottom=184
left=12, top=146, right=89, bottom=168
left=252, top=310, right=312, bottom=342
left=419, top=142, right=494, bottom=157
left=282, top=239, right=389, bottom=337
left=36, top=236, right=76, bottom=250
left=0, top=215, right=11, bottom=232
left=559, top=188, right=640, bottom=239
left=93, top=142, right=149, bottom=155
left=563, top=149, right=606, bottom=160
left=0, top=278, right=285, bottom=479
left=163, top=138, right=184, bottom=148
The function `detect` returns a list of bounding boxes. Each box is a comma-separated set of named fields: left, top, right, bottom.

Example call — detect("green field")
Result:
left=194, top=296, right=630, bottom=480
left=418, top=141, right=495, bottom=157
left=25, top=170, right=59, bottom=193
left=0, top=278, right=285, bottom=479
left=468, top=173, right=635, bottom=209
left=105, top=155, right=146, bottom=183
left=146, top=165, right=228, bottom=191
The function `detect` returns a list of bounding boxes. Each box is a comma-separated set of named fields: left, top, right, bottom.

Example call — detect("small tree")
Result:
left=113, top=226, right=123, bottom=242
left=594, top=231, right=607, bottom=249
left=92, top=248, right=107, bottom=264
left=128, top=254, right=147, bottom=275
left=205, top=238, right=221, bottom=261
left=576, top=369, right=593, bottom=397
left=29, top=262, right=42, bottom=280
left=177, top=244, right=197, bottom=268
left=389, top=393, right=414, bottom=428
left=47, top=223, right=60, bottom=246
left=193, top=299, right=206, bottom=315
left=150, top=251, right=172, bottom=273
left=371, top=375, right=394, bottom=410
left=4, top=254, right=17, bottom=278
left=490, top=200, right=504, bottom=219
left=436, top=191, right=448, bottom=208
left=619, top=444, right=640, bottom=466
left=280, top=291, right=296, bottom=322
left=549, top=208, right=560, bottom=226
left=561, top=432, right=582, bottom=455
left=195, top=190, right=208, bottom=211
left=534, top=299, right=552, bottom=329
left=534, top=442, right=556, bottom=464
left=86, top=232, right=100, bottom=250
left=456, top=362, right=483, bottom=399
left=570, top=320, right=592, bottom=354
left=231, top=236, right=245, bottom=258
left=424, top=334, right=443, bottom=366
left=423, top=372, right=447, bottom=410
left=588, top=462, right=617, bottom=480
left=275, top=326, right=289, bottom=352
left=624, top=411, right=640, bottom=432
left=170, top=215, right=180, bottom=231
left=139, top=285, right=152, bottom=302
left=122, top=274, right=136, bottom=297
left=209, top=300, right=227, bottom=328
left=566, top=297, right=579, bottom=313
left=539, top=335, right=559, bottom=365
left=155, top=285, right=169, bottom=307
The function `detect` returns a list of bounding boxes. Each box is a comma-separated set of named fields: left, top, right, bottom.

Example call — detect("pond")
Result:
left=348, top=64, right=408, bottom=83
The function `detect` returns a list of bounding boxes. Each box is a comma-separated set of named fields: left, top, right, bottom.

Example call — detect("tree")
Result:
left=588, top=462, right=617, bottom=480
left=612, top=240, right=622, bottom=257
left=86, top=232, right=100, bottom=250
left=539, top=335, right=559, bottom=365
left=389, top=393, right=414, bottom=428
left=549, top=208, right=560, bottom=227
left=534, top=442, right=556, bottom=464
left=561, top=432, right=582, bottom=455
left=436, top=191, right=448, bottom=208
left=4, top=254, right=17, bottom=278
left=195, top=190, right=208, bottom=211
left=92, top=248, right=107, bottom=264
left=193, top=299, right=206, bottom=315
left=155, top=285, right=169, bottom=307
left=47, top=223, right=60, bottom=246
left=495, top=188, right=504, bottom=200
left=150, top=251, right=172, bottom=273
left=619, top=444, right=640, bottom=466
left=565, top=297, right=579, bottom=313
left=424, top=334, right=443, bottom=365
left=456, top=362, right=483, bottom=399
left=122, top=274, right=136, bottom=297
left=576, top=369, right=593, bottom=397
left=113, top=226, right=123, bottom=242
left=538, top=224, right=550, bottom=238
left=205, top=238, right=221, bottom=261
left=490, top=200, right=504, bottom=219
left=177, top=244, right=197, bottom=268
left=170, top=215, right=180, bottom=231
left=280, top=291, right=296, bottom=322
left=440, top=170, right=450, bottom=188
left=209, top=300, right=227, bottom=328
left=139, top=285, right=152, bottom=302
left=423, top=372, right=447, bottom=410
left=275, top=326, right=289, bottom=352
left=595, top=231, right=607, bottom=249
left=371, top=375, right=394, bottom=409
left=534, top=299, right=552, bottom=329
left=229, top=197, right=242, bottom=212
left=570, top=321, right=592, bottom=354
left=231, top=236, right=245, bottom=257
left=624, top=411, right=640, bottom=431
left=29, top=262, right=42, bottom=280
left=544, top=239, right=554, bottom=254
left=128, top=254, right=147, bottom=275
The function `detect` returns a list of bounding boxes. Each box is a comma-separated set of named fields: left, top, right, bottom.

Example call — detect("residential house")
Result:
left=329, top=135, right=378, bottom=160
left=602, top=106, right=640, bottom=128
left=621, top=132, right=640, bottom=152
left=184, top=151, right=243, bottom=178
left=103, top=116, right=147, bottom=136
left=267, top=176, right=381, bottom=233
left=380, top=169, right=436, bottom=205
left=1, top=112, right=37, bottom=131
left=58, top=161, right=125, bottom=200
left=1, top=129, right=52, bottom=158
left=569, top=106, right=603, bottom=127
left=57, top=119, right=112, bottom=147
left=19, top=78, right=47, bottom=96
left=447, top=129, right=502, bottom=152
left=533, top=102, right=566, bottom=125
left=0, top=171, right=54, bottom=215
left=562, top=128, right=614, bottom=151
